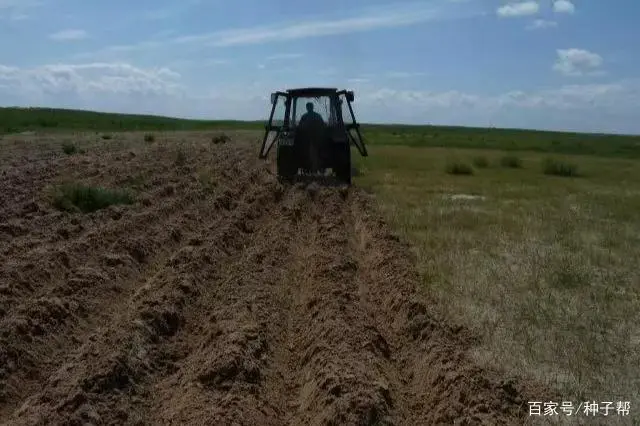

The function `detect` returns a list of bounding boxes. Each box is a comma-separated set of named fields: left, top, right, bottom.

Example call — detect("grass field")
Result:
left=3, top=106, right=639, bottom=415
left=363, top=124, right=640, bottom=158
left=4, top=106, right=640, bottom=158
left=0, top=107, right=264, bottom=133
left=353, top=147, right=640, bottom=407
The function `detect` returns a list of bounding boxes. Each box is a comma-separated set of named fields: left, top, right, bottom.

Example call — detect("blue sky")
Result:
left=1, top=0, right=639, bottom=133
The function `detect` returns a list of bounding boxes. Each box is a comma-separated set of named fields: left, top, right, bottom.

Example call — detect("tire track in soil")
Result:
left=140, top=181, right=303, bottom=425
left=151, top=184, right=539, bottom=425
left=278, top=187, right=537, bottom=425
left=280, top=186, right=401, bottom=425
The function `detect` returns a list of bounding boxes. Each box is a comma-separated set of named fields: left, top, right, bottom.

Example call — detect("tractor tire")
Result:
left=277, top=145, right=297, bottom=181
left=334, top=142, right=351, bottom=185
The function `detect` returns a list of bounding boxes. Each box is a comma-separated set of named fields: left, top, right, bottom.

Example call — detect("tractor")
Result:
left=259, top=87, right=368, bottom=184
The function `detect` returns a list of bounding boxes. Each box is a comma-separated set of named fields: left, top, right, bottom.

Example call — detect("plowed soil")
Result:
left=1, top=132, right=543, bottom=425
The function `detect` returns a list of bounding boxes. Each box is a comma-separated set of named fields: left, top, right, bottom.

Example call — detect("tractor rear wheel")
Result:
left=277, top=145, right=297, bottom=181
left=334, top=142, right=351, bottom=185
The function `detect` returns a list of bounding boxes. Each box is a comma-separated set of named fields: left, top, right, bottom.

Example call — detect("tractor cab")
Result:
left=259, top=87, right=367, bottom=184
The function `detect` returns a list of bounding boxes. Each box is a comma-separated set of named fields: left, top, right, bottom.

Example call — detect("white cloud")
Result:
left=553, top=49, right=603, bottom=76
left=141, top=0, right=203, bottom=21
left=143, top=9, right=174, bottom=21
left=369, top=89, right=482, bottom=108
left=176, top=4, right=460, bottom=47
left=4, top=11, right=28, bottom=20
left=389, top=71, right=427, bottom=77
left=347, top=77, right=371, bottom=84
left=526, top=19, right=557, bottom=29
left=553, top=0, right=575, bottom=14
left=0, top=62, right=182, bottom=97
left=49, top=29, right=88, bottom=41
left=357, top=82, right=639, bottom=131
left=204, top=12, right=436, bottom=47
left=497, top=1, right=540, bottom=17
left=495, top=83, right=626, bottom=109
left=204, top=59, right=230, bottom=66
left=265, top=53, right=304, bottom=61
left=0, top=0, right=40, bottom=9
left=76, top=1, right=478, bottom=58
left=0, top=0, right=40, bottom=20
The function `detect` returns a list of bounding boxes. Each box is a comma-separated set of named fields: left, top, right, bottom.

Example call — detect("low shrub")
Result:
left=62, top=142, right=78, bottom=155
left=445, top=160, right=473, bottom=175
left=52, top=183, right=134, bottom=213
left=543, top=158, right=579, bottom=177
left=500, top=155, right=523, bottom=168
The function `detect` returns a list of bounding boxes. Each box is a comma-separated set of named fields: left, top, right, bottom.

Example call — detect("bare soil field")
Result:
left=0, top=131, right=548, bottom=425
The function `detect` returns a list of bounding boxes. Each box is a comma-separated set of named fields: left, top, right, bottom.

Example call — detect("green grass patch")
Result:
left=175, top=148, right=186, bottom=166
left=212, top=133, right=230, bottom=144
left=121, top=174, right=146, bottom=190
left=472, top=155, right=489, bottom=168
left=144, top=133, right=155, bottom=143
left=543, top=157, right=580, bottom=177
left=61, top=141, right=78, bottom=155
left=500, top=154, right=523, bottom=168
left=197, top=168, right=218, bottom=193
left=52, top=183, right=134, bottom=213
left=445, top=160, right=473, bottom=175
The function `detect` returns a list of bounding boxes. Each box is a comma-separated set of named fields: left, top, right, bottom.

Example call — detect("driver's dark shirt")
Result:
left=299, top=111, right=324, bottom=126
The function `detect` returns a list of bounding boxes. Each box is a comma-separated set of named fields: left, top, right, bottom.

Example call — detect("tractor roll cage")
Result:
left=259, top=88, right=367, bottom=159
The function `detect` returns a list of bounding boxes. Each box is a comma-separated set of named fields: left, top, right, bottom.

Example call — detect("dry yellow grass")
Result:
left=354, top=146, right=640, bottom=416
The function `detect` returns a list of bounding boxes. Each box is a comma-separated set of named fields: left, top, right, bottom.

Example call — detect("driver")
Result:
left=298, top=102, right=325, bottom=173
left=299, top=102, right=324, bottom=126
